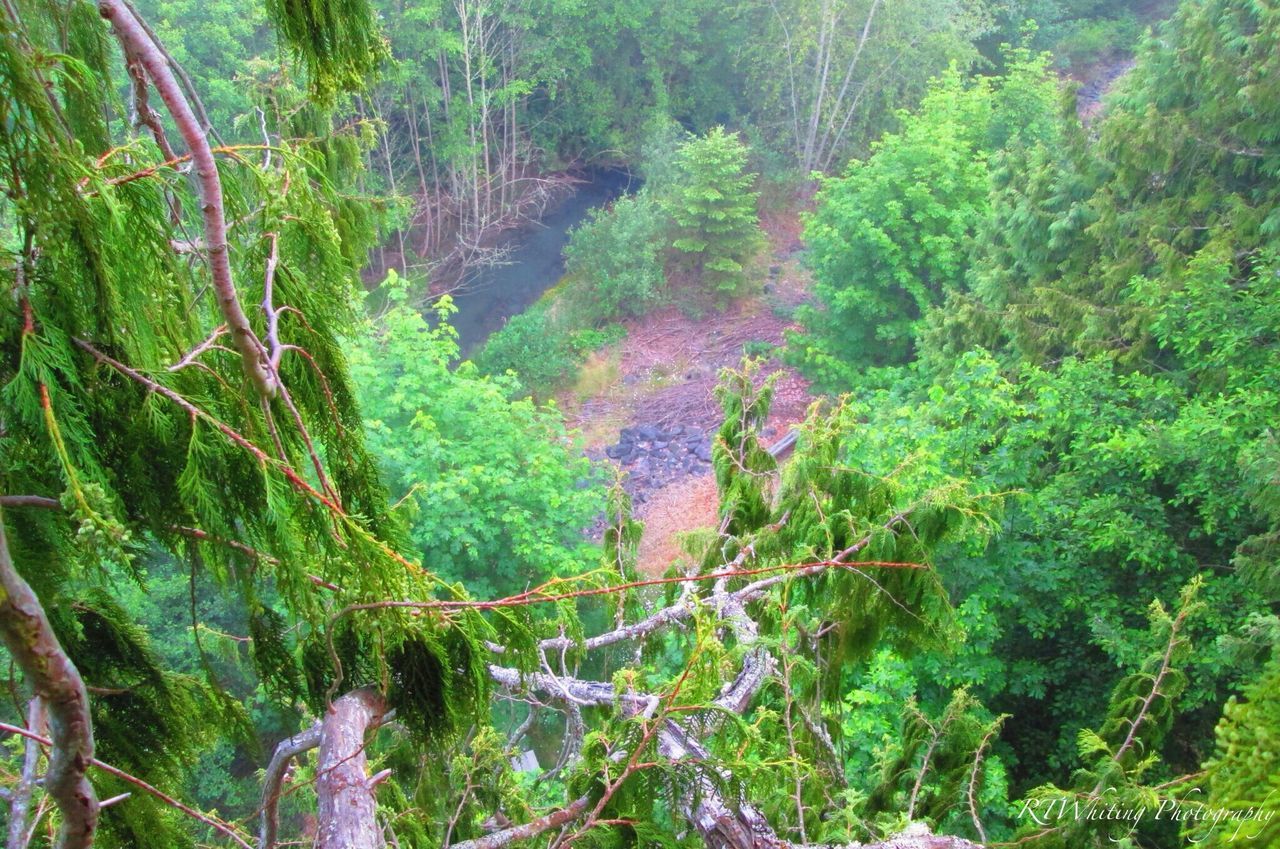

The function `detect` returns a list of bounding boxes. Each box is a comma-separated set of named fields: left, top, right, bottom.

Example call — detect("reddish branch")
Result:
left=98, top=0, right=280, bottom=400
left=0, top=512, right=98, bottom=849
left=74, top=339, right=343, bottom=516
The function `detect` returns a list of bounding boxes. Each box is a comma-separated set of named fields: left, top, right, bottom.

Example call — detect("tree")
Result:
left=0, top=0, right=482, bottom=844
left=790, top=53, right=1059, bottom=386
left=562, top=191, right=666, bottom=324
left=346, top=280, right=605, bottom=599
left=938, top=0, right=1280, bottom=368
left=662, top=126, right=764, bottom=304
left=737, top=0, right=992, bottom=173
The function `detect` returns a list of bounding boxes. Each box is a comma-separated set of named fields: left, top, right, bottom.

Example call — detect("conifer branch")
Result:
left=966, top=718, right=1004, bottom=845
left=0, top=720, right=252, bottom=849
left=74, top=339, right=342, bottom=514
left=98, top=0, right=280, bottom=400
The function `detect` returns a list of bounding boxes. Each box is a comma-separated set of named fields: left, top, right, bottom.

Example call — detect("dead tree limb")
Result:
left=447, top=795, right=592, bottom=849
left=0, top=511, right=98, bottom=849
left=482, top=511, right=955, bottom=849
left=0, top=496, right=59, bottom=510
left=259, top=722, right=322, bottom=849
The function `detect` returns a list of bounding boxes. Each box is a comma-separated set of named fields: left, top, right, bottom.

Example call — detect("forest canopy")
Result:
left=1, top=0, right=1277, bottom=847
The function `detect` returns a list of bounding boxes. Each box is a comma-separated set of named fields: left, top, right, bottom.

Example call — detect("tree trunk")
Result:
left=315, top=688, right=387, bottom=849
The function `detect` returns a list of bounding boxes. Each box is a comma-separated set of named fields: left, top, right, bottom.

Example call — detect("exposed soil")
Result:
left=561, top=202, right=817, bottom=575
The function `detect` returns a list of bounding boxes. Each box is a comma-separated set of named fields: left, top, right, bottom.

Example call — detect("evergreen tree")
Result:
left=662, top=126, right=764, bottom=305
left=0, top=0, right=484, bottom=844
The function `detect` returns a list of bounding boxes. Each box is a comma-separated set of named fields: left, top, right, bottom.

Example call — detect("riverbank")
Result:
left=559, top=201, right=817, bottom=574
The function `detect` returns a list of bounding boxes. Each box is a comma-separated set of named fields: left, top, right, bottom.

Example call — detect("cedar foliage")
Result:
left=0, top=0, right=492, bottom=843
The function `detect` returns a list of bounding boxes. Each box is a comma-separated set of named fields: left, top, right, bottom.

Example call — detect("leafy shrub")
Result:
left=474, top=303, right=626, bottom=397
left=562, top=191, right=666, bottom=324
left=348, top=281, right=605, bottom=598
left=473, top=306, right=578, bottom=396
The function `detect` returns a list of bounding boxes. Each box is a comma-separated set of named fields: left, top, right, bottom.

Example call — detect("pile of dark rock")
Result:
left=603, top=423, right=714, bottom=503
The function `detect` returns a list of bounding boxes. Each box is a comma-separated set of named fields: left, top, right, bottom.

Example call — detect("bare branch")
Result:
left=259, top=722, right=322, bottom=849
left=0, top=496, right=59, bottom=510
left=7, top=698, right=46, bottom=849
left=448, top=795, right=592, bottom=849
left=966, top=718, right=1004, bottom=845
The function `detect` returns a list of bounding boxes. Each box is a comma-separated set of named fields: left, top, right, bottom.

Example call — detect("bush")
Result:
left=473, top=306, right=577, bottom=395
left=474, top=304, right=626, bottom=397
left=562, top=191, right=665, bottom=324
left=347, top=284, right=605, bottom=598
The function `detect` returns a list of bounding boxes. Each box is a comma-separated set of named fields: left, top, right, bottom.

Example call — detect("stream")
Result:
left=447, top=170, right=635, bottom=356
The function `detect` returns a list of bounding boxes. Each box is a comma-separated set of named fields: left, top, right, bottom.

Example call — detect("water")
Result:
left=446, top=170, right=634, bottom=356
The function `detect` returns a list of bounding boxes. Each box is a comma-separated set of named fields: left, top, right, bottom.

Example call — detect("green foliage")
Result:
left=662, top=127, right=764, bottom=304
left=987, top=0, right=1154, bottom=69
left=944, top=0, right=1280, bottom=367
left=0, top=2, right=496, bottom=841
left=133, top=0, right=272, bottom=135
left=791, top=54, right=1061, bottom=385
left=860, top=688, right=1007, bottom=841
left=562, top=191, right=666, bottom=324
left=1011, top=580, right=1203, bottom=849
left=709, top=361, right=778, bottom=539
left=824, top=350, right=1274, bottom=781
left=348, top=280, right=606, bottom=598
left=1189, top=651, right=1280, bottom=847
left=736, top=0, right=992, bottom=173
left=263, top=0, right=387, bottom=103
left=472, top=301, right=624, bottom=398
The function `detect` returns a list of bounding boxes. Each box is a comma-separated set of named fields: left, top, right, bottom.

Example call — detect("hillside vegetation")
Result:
left=1, top=0, right=1277, bottom=848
